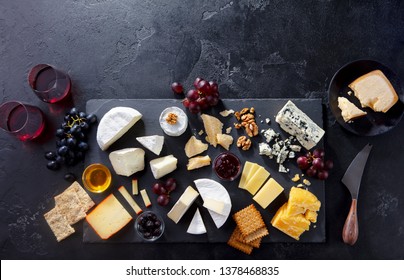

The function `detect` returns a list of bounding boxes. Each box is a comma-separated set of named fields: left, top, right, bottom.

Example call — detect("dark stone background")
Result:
left=0, top=0, right=403, bottom=259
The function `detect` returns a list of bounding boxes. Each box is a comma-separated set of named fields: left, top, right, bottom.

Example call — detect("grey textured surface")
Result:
left=1, top=0, right=404, bottom=259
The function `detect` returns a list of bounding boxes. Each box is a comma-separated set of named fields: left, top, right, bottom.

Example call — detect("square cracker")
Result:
left=233, top=204, right=266, bottom=237
left=233, top=226, right=262, bottom=248
left=65, top=181, right=95, bottom=213
left=44, top=208, right=75, bottom=242
left=54, top=187, right=86, bottom=225
left=228, top=227, right=254, bottom=255
left=244, top=227, right=269, bottom=243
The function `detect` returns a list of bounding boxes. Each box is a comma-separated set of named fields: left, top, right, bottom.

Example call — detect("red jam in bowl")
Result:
left=213, top=152, right=241, bottom=181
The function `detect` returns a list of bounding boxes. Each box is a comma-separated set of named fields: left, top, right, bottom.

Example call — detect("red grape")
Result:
left=193, top=77, right=203, bottom=88
left=188, top=101, right=201, bottom=114
left=157, top=194, right=170, bottom=206
left=324, top=159, right=334, bottom=170
left=182, top=98, right=190, bottom=108
left=164, top=178, right=177, bottom=193
left=209, top=81, right=218, bottom=92
left=152, top=182, right=164, bottom=194
left=312, top=158, right=324, bottom=170
left=197, top=97, right=209, bottom=110
left=196, top=79, right=211, bottom=94
left=313, top=148, right=325, bottom=159
left=171, top=82, right=184, bottom=94
left=306, top=166, right=317, bottom=177
left=317, top=170, right=329, bottom=180
left=297, top=156, right=310, bottom=170
left=186, top=89, right=199, bottom=101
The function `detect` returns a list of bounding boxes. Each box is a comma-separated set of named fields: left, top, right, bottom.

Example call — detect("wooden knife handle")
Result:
left=342, top=198, right=358, bottom=245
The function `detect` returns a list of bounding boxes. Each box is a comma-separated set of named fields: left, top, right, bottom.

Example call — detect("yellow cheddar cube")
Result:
left=253, top=178, right=284, bottom=209
left=271, top=204, right=307, bottom=240
left=286, top=187, right=321, bottom=216
left=244, top=166, right=270, bottom=195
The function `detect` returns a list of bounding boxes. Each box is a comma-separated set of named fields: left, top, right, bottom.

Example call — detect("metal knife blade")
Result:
left=341, top=143, right=372, bottom=199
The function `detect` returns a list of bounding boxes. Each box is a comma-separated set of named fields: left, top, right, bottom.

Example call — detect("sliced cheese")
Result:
left=216, top=133, right=233, bottom=150
left=200, top=114, right=223, bottom=147
left=243, top=163, right=261, bottom=189
left=203, top=197, right=226, bottom=215
left=140, top=189, right=152, bottom=208
left=244, top=166, right=270, bottom=195
left=86, top=194, right=132, bottom=240
left=167, top=186, right=199, bottom=224
left=96, top=107, right=142, bottom=151
left=337, top=97, right=367, bottom=122
left=238, top=161, right=256, bottom=189
left=184, top=136, right=208, bottom=158
left=187, top=155, right=211, bottom=170
left=253, top=178, right=284, bottom=209
left=132, top=178, right=138, bottom=195
left=149, top=154, right=178, bottom=179
left=109, top=148, right=145, bottom=177
left=136, top=135, right=164, bottom=155
left=187, top=208, right=207, bottom=235
left=118, top=186, right=142, bottom=215
left=194, top=178, right=231, bottom=229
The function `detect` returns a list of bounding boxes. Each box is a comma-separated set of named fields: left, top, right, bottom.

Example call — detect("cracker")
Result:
left=244, top=227, right=269, bottom=243
left=44, top=208, right=75, bottom=242
left=227, top=227, right=254, bottom=255
left=233, top=204, right=266, bottom=237
left=54, top=187, right=86, bottom=225
left=233, top=226, right=262, bottom=248
left=65, top=181, right=95, bottom=212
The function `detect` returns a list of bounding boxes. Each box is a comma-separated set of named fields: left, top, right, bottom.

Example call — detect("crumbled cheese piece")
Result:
left=198, top=130, right=204, bottom=135
left=225, top=127, right=232, bottom=134
left=265, top=118, right=271, bottom=124
left=219, top=109, right=234, bottom=117
left=303, top=179, right=311, bottom=186
left=291, top=174, right=300, bottom=182
left=347, top=90, right=353, bottom=96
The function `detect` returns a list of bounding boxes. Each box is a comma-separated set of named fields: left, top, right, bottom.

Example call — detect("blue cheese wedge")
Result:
left=96, top=107, right=142, bottom=151
left=275, top=100, right=324, bottom=150
left=187, top=208, right=207, bottom=235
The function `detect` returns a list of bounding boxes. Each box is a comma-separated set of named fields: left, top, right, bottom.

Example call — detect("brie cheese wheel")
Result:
left=187, top=208, right=207, bottom=235
left=136, top=135, right=164, bottom=155
left=194, top=178, right=231, bottom=228
left=97, top=107, right=142, bottom=151
left=109, top=148, right=145, bottom=177
left=149, top=154, right=178, bottom=179
left=159, top=107, right=188, bottom=136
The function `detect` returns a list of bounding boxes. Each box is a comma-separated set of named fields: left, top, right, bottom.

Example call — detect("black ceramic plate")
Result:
left=328, top=59, right=404, bottom=136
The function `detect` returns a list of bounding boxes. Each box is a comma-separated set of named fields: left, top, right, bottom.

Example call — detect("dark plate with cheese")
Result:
left=328, top=59, right=404, bottom=136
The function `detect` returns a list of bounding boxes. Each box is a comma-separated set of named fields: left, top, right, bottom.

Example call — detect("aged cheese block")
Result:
left=244, top=166, right=270, bottom=195
left=86, top=194, right=132, bottom=240
left=216, top=133, right=233, bottom=150
left=167, top=186, right=199, bottom=224
left=109, top=148, right=145, bottom=177
left=184, top=136, right=208, bottom=158
left=275, top=100, right=324, bottom=150
left=337, top=97, right=367, bottom=122
left=271, top=203, right=308, bottom=240
left=201, top=114, right=223, bottom=147
left=286, top=187, right=321, bottom=216
left=349, top=69, right=399, bottom=113
left=253, top=178, right=284, bottom=209
left=96, top=107, right=142, bottom=151
left=187, top=155, right=211, bottom=170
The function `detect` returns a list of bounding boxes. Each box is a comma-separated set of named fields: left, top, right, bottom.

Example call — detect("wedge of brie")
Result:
left=187, top=208, right=207, bottom=235
left=96, top=107, right=142, bottom=151
left=136, top=135, right=164, bottom=155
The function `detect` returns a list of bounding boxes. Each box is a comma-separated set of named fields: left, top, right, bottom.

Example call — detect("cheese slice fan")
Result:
left=341, top=143, right=372, bottom=246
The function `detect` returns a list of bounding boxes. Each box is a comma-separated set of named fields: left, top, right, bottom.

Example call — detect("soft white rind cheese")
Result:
left=275, top=100, right=324, bottom=150
left=149, top=154, right=178, bottom=179
left=167, top=186, right=199, bottom=224
left=187, top=208, right=207, bottom=235
left=136, top=135, right=164, bottom=155
left=96, top=107, right=142, bottom=151
left=159, top=107, right=188, bottom=136
left=194, top=178, right=231, bottom=229
left=109, top=148, right=145, bottom=177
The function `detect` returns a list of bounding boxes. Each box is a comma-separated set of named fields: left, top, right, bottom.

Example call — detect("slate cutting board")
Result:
left=83, top=99, right=325, bottom=243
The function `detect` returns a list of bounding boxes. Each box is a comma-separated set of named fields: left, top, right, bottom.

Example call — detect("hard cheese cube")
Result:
left=286, top=187, right=321, bottom=216
left=253, top=178, right=284, bottom=209
left=167, top=186, right=199, bottom=224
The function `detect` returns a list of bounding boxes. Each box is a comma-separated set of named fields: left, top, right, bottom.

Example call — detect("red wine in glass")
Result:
left=0, top=101, right=45, bottom=141
left=28, top=64, right=71, bottom=103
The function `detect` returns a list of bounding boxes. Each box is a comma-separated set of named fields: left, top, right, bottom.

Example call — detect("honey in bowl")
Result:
left=82, top=163, right=112, bottom=193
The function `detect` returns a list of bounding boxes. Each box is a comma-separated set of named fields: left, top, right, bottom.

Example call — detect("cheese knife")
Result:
left=341, top=143, right=372, bottom=245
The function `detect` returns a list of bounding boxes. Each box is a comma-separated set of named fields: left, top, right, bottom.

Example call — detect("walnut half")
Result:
left=237, top=136, right=252, bottom=151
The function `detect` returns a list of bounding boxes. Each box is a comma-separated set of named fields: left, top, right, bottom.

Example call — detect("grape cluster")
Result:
left=45, top=108, right=97, bottom=170
left=152, top=177, right=177, bottom=206
left=171, top=77, right=220, bottom=114
left=137, top=212, right=163, bottom=240
left=296, top=148, right=334, bottom=180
